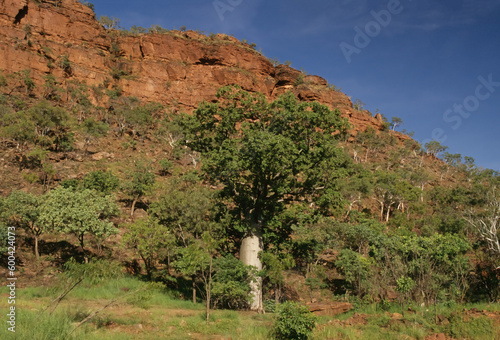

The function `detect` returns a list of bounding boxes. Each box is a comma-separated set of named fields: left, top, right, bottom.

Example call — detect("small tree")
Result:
left=356, top=127, right=385, bottom=162
left=3, top=191, right=44, bottom=258
left=122, top=161, right=156, bottom=216
left=82, top=170, right=119, bottom=195
left=261, top=251, right=295, bottom=305
left=174, top=233, right=218, bottom=322
left=39, top=187, right=118, bottom=262
left=123, top=216, right=174, bottom=280
left=98, top=16, right=120, bottom=30
left=465, top=185, right=500, bottom=260
left=271, top=301, right=317, bottom=340
left=391, top=116, right=403, bottom=131
left=80, top=118, right=109, bottom=149
left=28, top=101, right=73, bottom=151
left=424, top=140, right=448, bottom=158
left=353, top=99, right=365, bottom=111
left=335, top=249, right=372, bottom=297
left=396, top=276, right=415, bottom=316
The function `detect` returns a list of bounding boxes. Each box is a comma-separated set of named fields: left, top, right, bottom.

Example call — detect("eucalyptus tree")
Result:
left=465, top=180, right=500, bottom=261
left=179, top=85, right=351, bottom=311
left=391, top=116, right=403, bottom=131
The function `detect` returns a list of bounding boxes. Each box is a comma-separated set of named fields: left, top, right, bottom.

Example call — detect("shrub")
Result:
left=271, top=301, right=317, bottom=340
left=0, top=73, right=7, bottom=87
left=109, top=42, right=122, bottom=57
left=42, top=74, right=62, bottom=101
left=81, top=118, right=109, bottom=137
left=158, top=159, right=173, bottom=176
left=22, top=172, right=40, bottom=184
left=110, top=67, right=130, bottom=79
left=294, top=74, right=305, bottom=86
left=19, top=69, right=36, bottom=93
left=0, top=222, right=8, bottom=253
left=79, top=0, right=95, bottom=13
left=82, top=170, right=119, bottom=195
left=211, top=255, right=252, bottom=310
left=59, top=55, right=71, bottom=72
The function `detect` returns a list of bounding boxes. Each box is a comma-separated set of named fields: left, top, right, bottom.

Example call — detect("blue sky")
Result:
left=90, top=0, right=500, bottom=171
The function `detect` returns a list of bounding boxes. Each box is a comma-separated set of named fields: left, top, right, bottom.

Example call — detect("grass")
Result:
left=310, top=300, right=500, bottom=340
left=2, top=278, right=499, bottom=339
left=0, top=309, right=88, bottom=340
left=447, top=315, right=496, bottom=340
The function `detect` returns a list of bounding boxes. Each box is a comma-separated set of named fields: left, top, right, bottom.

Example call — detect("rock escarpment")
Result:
left=0, top=0, right=385, bottom=133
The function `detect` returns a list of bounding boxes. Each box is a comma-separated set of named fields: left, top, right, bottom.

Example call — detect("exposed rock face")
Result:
left=308, top=301, right=353, bottom=316
left=0, top=0, right=385, bottom=133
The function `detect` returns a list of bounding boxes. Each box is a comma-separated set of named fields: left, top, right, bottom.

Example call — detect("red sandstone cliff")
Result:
left=0, top=0, right=385, bottom=133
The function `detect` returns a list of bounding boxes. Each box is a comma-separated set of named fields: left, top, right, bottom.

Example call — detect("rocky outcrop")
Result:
left=307, top=301, right=353, bottom=316
left=0, top=0, right=385, bottom=134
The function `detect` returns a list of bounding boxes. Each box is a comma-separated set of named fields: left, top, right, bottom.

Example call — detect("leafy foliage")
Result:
left=180, top=85, right=351, bottom=236
left=123, top=216, right=174, bottom=279
left=38, top=187, right=118, bottom=260
left=0, top=101, right=73, bottom=150
left=335, top=249, right=372, bottom=296
left=80, top=117, right=109, bottom=137
left=2, top=191, right=44, bottom=257
left=81, top=170, right=119, bottom=195
left=122, top=160, right=156, bottom=215
left=211, top=255, right=253, bottom=309
left=271, top=301, right=317, bottom=340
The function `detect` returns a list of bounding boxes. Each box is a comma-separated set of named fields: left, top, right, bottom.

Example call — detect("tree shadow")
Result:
left=39, top=239, right=85, bottom=265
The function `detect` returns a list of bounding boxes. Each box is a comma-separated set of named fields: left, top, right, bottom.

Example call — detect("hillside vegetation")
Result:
left=0, top=0, right=499, bottom=339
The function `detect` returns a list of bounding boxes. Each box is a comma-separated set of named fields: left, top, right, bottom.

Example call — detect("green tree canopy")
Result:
left=122, top=160, right=156, bottom=216
left=2, top=191, right=44, bottom=258
left=179, top=85, right=352, bottom=311
left=123, top=216, right=174, bottom=279
left=39, top=187, right=118, bottom=262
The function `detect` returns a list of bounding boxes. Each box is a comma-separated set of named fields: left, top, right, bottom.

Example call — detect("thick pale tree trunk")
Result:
left=240, top=229, right=263, bottom=313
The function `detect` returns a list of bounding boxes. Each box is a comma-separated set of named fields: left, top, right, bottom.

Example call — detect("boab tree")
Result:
left=180, top=85, right=350, bottom=312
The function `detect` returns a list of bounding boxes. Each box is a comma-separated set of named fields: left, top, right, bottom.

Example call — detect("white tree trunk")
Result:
left=240, top=231, right=263, bottom=312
